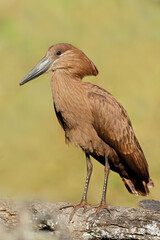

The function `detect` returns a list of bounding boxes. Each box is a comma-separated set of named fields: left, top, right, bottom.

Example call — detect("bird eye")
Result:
left=56, top=50, right=62, bottom=56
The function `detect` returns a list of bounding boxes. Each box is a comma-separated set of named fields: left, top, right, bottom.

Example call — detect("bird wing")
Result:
left=86, top=83, right=149, bottom=179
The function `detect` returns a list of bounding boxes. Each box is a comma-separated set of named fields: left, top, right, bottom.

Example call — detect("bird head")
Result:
left=20, top=43, right=98, bottom=86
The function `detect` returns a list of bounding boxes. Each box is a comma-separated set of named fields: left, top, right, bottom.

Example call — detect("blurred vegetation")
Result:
left=0, top=0, right=160, bottom=207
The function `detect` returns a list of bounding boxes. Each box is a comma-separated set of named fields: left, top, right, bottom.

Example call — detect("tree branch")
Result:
left=0, top=199, right=159, bottom=240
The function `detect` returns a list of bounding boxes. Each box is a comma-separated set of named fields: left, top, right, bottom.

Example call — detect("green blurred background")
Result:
left=0, top=0, right=160, bottom=207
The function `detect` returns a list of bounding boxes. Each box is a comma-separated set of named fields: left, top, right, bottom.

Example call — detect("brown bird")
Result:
left=20, top=43, right=154, bottom=220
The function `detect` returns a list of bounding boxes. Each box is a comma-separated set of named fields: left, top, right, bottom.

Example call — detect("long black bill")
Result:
left=19, top=56, right=52, bottom=86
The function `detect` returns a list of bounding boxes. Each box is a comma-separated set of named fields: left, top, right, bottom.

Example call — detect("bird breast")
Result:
left=51, top=71, right=96, bottom=147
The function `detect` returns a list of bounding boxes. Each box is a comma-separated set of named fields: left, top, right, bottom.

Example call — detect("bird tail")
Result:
left=122, top=177, right=154, bottom=196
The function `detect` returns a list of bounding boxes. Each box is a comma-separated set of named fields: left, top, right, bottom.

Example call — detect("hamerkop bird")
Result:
left=20, top=43, right=154, bottom=220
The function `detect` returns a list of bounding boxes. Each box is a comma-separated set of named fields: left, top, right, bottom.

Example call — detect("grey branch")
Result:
left=0, top=199, right=159, bottom=240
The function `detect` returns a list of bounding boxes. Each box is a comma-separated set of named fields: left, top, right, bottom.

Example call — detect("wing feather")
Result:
left=86, top=84, right=149, bottom=180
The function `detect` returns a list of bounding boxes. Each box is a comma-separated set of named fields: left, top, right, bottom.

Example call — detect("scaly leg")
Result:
left=87, top=153, right=110, bottom=215
left=60, top=153, right=93, bottom=221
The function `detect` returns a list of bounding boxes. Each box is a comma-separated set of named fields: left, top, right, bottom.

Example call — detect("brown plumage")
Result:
left=20, top=43, right=154, bottom=219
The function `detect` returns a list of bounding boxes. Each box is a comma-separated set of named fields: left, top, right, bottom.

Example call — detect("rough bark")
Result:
left=0, top=199, right=159, bottom=240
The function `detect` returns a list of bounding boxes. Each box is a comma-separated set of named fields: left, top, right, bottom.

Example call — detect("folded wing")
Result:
left=87, top=84, right=150, bottom=183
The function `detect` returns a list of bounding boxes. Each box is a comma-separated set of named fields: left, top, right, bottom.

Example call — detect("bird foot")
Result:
left=59, top=200, right=91, bottom=221
left=86, top=201, right=110, bottom=217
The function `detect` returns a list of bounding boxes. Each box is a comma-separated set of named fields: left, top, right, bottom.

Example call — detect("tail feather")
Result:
left=122, top=177, right=154, bottom=196
left=147, top=178, right=154, bottom=189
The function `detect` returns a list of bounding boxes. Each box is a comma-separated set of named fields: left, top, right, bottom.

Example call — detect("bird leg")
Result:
left=59, top=153, right=93, bottom=221
left=81, top=153, right=93, bottom=203
left=86, top=153, right=110, bottom=216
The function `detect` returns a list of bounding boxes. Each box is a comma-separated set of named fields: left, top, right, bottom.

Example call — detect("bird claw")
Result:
left=59, top=200, right=91, bottom=221
left=86, top=202, right=110, bottom=217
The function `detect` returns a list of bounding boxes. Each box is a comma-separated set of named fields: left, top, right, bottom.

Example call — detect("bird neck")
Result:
left=51, top=70, right=85, bottom=112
